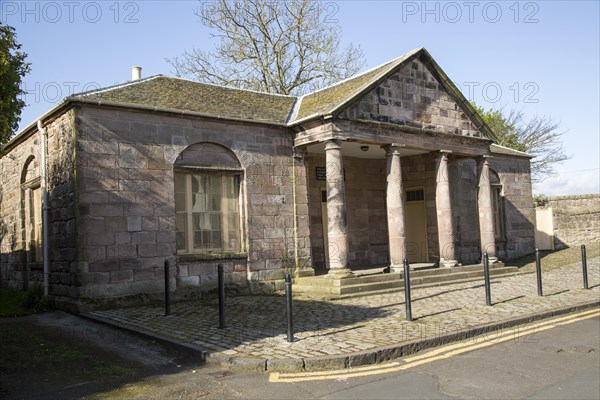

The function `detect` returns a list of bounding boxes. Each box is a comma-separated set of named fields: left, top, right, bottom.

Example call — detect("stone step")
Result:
left=293, top=266, right=521, bottom=299
left=295, top=264, right=511, bottom=288
left=337, top=269, right=524, bottom=299
left=295, top=272, right=402, bottom=287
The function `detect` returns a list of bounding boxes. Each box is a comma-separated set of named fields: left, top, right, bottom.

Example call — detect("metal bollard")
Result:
left=403, top=258, right=412, bottom=321
left=285, top=273, right=294, bottom=342
left=483, top=252, right=492, bottom=306
left=218, top=264, right=225, bottom=329
left=535, top=248, right=543, bottom=296
left=164, top=259, right=171, bottom=316
left=582, top=245, right=589, bottom=289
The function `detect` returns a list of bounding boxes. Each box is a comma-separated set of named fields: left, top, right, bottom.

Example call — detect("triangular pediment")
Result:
left=339, top=57, right=483, bottom=137
left=292, top=48, right=495, bottom=140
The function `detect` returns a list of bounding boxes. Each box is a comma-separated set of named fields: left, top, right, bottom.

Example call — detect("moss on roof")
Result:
left=294, top=49, right=421, bottom=122
left=74, top=76, right=296, bottom=125
left=67, top=48, right=495, bottom=142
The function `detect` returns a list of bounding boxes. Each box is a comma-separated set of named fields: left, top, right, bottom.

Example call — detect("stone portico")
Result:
left=297, top=130, right=506, bottom=277
left=0, top=48, right=535, bottom=310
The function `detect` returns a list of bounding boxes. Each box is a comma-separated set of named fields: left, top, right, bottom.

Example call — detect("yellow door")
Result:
left=405, top=189, right=428, bottom=263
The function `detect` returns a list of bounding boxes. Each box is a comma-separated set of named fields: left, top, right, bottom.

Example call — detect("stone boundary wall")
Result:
left=538, top=194, right=600, bottom=248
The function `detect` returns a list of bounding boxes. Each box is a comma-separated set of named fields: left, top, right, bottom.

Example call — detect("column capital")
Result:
left=382, top=143, right=405, bottom=156
left=477, top=154, right=492, bottom=164
left=324, top=139, right=343, bottom=151
left=435, top=150, right=452, bottom=163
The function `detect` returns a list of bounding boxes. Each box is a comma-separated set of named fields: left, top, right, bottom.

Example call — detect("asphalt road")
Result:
left=227, top=312, right=600, bottom=399
left=1, top=310, right=598, bottom=399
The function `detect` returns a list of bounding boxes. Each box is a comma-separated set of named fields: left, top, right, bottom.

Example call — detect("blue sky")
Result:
left=3, top=0, right=599, bottom=195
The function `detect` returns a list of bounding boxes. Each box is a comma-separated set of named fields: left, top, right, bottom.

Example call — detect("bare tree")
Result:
left=476, top=105, right=569, bottom=182
left=167, top=0, right=365, bottom=95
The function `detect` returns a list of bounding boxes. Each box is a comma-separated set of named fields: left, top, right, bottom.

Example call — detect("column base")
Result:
left=326, top=268, right=354, bottom=279
left=388, top=264, right=404, bottom=274
left=488, top=257, right=504, bottom=268
left=439, top=259, right=459, bottom=268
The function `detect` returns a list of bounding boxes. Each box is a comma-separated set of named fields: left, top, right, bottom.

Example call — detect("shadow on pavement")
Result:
left=0, top=311, right=206, bottom=400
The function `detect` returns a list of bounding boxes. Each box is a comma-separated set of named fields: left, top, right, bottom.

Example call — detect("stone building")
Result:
left=0, top=48, right=535, bottom=311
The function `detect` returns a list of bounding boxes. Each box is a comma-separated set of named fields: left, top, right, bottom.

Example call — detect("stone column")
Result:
left=477, top=156, right=498, bottom=262
left=324, top=139, right=352, bottom=277
left=435, top=150, right=458, bottom=268
left=385, top=144, right=407, bottom=272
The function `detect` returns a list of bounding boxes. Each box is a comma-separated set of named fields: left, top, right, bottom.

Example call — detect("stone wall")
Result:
left=540, top=194, right=600, bottom=248
left=340, top=58, right=480, bottom=137
left=0, top=111, right=77, bottom=299
left=73, top=105, right=311, bottom=307
left=448, top=158, right=481, bottom=264
left=489, top=155, right=535, bottom=259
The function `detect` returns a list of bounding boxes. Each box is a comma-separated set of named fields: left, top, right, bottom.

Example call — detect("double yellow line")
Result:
left=269, top=308, right=599, bottom=383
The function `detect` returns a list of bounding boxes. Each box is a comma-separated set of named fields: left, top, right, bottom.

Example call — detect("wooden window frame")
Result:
left=175, top=171, right=242, bottom=255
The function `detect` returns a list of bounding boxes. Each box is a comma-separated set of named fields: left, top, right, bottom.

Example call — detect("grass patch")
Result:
left=507, top=243, right=600, bottom=271
left=0, top=288, right=54, bottom=317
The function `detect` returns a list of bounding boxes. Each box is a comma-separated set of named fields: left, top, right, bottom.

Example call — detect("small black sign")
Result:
left=316, top=166, right=326, bottom=181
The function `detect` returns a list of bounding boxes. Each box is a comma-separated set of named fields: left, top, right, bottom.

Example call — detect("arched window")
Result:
left=489, top=169, right=505, bottom=240
left=174, top=143, right=242, bottom=254
left=21, top=156, right=42, bottom=262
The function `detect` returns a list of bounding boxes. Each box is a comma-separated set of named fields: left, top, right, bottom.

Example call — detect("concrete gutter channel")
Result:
left=81, top=300, right=600, bottom=374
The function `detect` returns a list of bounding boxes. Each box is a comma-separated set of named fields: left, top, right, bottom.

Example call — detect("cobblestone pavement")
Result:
left=88, top=258, right=600, bottom=367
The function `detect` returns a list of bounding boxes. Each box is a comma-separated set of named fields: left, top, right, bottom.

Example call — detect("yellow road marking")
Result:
left=404, top=308, right=599, bottom=362
left=270, top=309, right=599, bottom=383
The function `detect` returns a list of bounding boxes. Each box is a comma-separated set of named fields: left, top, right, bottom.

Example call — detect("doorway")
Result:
left=405, top=188, right=428, bottom=262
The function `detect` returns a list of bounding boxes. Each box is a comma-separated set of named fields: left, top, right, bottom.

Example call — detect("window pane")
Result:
left=210, top=175, right=222, bottom=194
left=192, top=193, right=206, bottom=212
left=211, top=194, right=222, bottom=211
left=175, top=173, right=186, bottom=193
left=211, top=214, right=221, bottom=230
left=176, top=214, right=186, bottom=251
left=192, top=213, right=210, bottom=230
left=226, top=231, right=240, bottom=251
left=193, top=230, right=204, bottom=249
left=176, top=232, right=186, bottom=251
left=227, top=213, right=239, bottom=230
left=175, top=193, right=186, bottom=212
left=177, top=172, right=241, bottom=254
left=211, top=231, right=222, bottom=247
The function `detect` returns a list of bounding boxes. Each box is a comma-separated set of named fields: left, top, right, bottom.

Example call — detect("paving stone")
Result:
left=85, top=258, right=600, bottom=369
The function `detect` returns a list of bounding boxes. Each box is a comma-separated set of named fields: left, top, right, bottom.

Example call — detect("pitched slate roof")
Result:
left=71, top=76, right=297, bottom=125
left=69, top=48, right=494, bottom=139
left=6, top=47, right=502, bottom=153
left=290, top=50, right=420, bottom=122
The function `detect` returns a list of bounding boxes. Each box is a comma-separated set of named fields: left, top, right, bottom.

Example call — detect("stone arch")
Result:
left=21, top=155, right=39, bottom=184
left=489, top=168, right=501, bottom=186
left=19, top=155, right=42, bottom=261
left=174, top=142, right=241, bottom=170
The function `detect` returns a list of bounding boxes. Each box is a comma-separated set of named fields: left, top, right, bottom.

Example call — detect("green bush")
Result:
left=0, top=288, right=54, bottom=317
